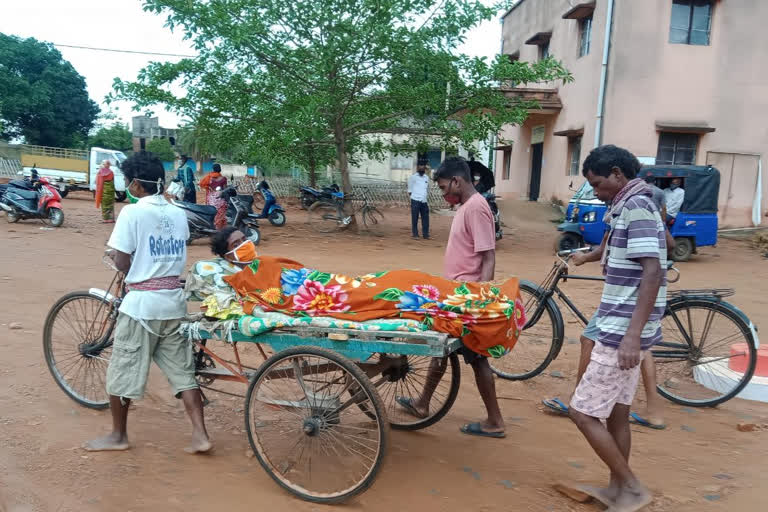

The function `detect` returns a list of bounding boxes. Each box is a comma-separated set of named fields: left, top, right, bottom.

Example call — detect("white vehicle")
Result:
left=20, top=145, right=128, bottom=201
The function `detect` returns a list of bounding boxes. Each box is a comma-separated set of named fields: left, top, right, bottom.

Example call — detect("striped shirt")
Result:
left=597, top=194, right=667, bottom=349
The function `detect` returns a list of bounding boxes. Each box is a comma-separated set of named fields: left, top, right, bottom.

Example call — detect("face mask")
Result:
left=227, top=240, right=257, bottom=264
left=443, top=179, right=461, bottom=206
left=126, top=186, right=139, bottom=204
left=128, top=177, right=164, bottom=200
left=418, top=169, right=425, bottom=176
left=670, top=183, right=679, bottom=190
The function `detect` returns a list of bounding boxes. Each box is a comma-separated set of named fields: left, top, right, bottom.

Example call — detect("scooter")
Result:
left=251, top=180, right=286, bottom=226
left=171, top=186, right=261, bottom=245
left=299, top=183, right=342, bottom=210
left=0, top=171, right=64, bottom=227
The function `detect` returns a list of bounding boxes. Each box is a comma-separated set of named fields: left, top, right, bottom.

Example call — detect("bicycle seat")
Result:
left=174, top=201, right=217, bottom=217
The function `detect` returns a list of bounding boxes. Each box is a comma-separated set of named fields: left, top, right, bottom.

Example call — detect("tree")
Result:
left=0, top=34, right=99, bottom=147
left=89, top=122, right=133, bottom=151
left=115, top=1, right=570, bottom=193
left=146, top=138, right=176, bottom=161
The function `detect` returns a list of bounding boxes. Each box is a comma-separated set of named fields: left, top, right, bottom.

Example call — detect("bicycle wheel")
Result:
left=308, top=201, right=342, bottom=233
left=43, top=291, right=115, bottom=409
left=490, top=280, right=565, bottom=380
left=245, top=346, right=388, bottom=504
left=362, top=206, right=385, bottom=228
left=356, top=353, right=460, bottom=431
left=654, top=298, right=757, bottom=407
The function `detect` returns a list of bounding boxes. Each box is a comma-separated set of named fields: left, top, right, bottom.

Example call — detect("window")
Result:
left=502, top=149, right=512, bottom=180
left=567, top=136, right=582, bottom=176
left=539, top=41, right=550, bottom=60
left=578, top=16, right=592, bottom=57
left=669, top=0, right=712, bottom=45
left=656, top=133, right=698, bottom=165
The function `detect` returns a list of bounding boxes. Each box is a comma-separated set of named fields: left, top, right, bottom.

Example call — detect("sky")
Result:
left=0, top=0, right=505, bottom=132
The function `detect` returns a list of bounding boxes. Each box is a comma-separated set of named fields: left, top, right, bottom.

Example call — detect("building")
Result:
left=494, top=0, right=767, bottom=228
left=131, top=116, right=178, bottom=153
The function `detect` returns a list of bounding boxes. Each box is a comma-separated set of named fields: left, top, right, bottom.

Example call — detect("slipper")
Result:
left=542, top=398, right=569, bottom=415
left=629, top=412, right=666, bottom=430
left=459, top=422, right=506, bottom=438
left=395, top=396, right=429, bottom=419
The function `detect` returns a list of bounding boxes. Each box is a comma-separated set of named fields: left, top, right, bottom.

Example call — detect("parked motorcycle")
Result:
left=171, top=186, right=261, bottom=245
left=250, top=180, right=286, bottom=226
left=299, top=183, right=342, bottom=210
left=483, top=192, right=503, bottom=241
left=469, top=159, right=503, bottom=241
left=0, top=172, right=64, bottom=227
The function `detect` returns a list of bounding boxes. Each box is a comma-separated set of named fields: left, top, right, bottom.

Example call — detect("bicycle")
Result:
left=307, top=188, right=384, bottom=233
left=490, top=249, right=759, bottom=408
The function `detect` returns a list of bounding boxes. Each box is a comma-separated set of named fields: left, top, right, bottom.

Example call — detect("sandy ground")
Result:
left=0, top=192, right=767, bottom=512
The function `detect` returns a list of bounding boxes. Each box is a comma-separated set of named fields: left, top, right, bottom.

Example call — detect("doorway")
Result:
left=529, top=142, right=543, bottom=201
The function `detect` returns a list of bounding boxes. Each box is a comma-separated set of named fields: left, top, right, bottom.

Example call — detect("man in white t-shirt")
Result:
left=408, top=157, right=430, bottom=239
left=84, top=151, right=211, bottom=454
left=663, top=178, right=684, bottom=224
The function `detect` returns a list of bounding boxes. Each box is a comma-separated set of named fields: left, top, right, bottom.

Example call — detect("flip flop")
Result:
left=459, top=422, right=506, bottom=438
left=395, top=396, right=429, bottom=419
left=629, top=412, right=666, bottom=430
left=542, top=398, right=569, bottom=415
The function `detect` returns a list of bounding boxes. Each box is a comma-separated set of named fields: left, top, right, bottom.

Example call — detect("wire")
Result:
left=52, top=43, right=196, bottom=58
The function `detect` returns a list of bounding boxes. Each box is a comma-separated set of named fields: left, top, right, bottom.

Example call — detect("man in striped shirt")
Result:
left=568, top=145, right=666, bottom=512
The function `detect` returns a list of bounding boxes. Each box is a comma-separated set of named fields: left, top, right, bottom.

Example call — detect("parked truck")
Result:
left=19, top=145, right=128, bottom=201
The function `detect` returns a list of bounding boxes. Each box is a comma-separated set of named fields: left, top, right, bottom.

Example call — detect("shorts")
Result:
left=570, top=342, right=643, bottom=419
left=457, top=343, right=487, bottom=365
left=106, top=313, right=198, bottom=400
left=582, top=313, right=600, bottom=342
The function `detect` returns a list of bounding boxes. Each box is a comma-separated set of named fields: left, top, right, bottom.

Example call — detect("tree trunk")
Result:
left=334, top=119, right=356, bottom=226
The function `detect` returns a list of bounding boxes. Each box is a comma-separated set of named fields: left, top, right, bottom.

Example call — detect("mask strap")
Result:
left=131, top=177, right=164, bottom=196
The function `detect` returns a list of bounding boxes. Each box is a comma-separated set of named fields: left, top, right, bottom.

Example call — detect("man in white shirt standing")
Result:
left=84, top=151, right=211, bottom=454
left=408, top=157, right=430, bottom=239
left=663, top=178, right=685, bottom=225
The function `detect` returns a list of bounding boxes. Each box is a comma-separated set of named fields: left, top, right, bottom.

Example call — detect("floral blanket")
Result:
left=224, top=256, right=525, bottom=358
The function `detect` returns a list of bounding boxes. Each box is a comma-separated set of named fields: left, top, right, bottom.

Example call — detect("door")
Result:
left=529, top=142, right=543, bottom=201
left=706, top=151, right=761, bottom=227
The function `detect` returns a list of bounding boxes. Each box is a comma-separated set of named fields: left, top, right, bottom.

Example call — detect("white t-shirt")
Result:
left=664, top=187, right=685, bottom=217
left=408, top=173, right=429, bottom=202
left=108, top=195, right=190, bottom=320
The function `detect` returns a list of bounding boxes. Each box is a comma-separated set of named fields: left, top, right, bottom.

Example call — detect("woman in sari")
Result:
left=95, top=160, right=115, bottom=223
left=199, top=163, right=228, bottom=229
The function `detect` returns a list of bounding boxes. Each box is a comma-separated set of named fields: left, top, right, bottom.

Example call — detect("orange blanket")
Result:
left=224, top=256, right=525, bottom=357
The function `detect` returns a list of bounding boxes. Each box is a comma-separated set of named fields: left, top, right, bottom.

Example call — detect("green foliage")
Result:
left=0, top=34, right=99, bottom=147
left=114, top=1, right=571, bottom=191
left=89, top=122, right=133, bottom=151
left=145, top=137, right=176, bottom=161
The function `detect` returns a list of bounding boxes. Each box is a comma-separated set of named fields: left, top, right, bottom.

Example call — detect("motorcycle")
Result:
left=299, top=183, right=342, bottom=210
left=0, top=171, right=64, bottom=227
left=171, top=186, right=261, bottom=245
left=469, top=159, right=503, bottom=241
left=483, top=192, right=503, bottom=241
left=250, top=180, right=286, bottom=226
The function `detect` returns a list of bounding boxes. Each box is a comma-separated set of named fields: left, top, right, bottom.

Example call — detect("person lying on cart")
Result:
left=83, top=151, right=212, bottom=455
left=394, top=156, right=507, bottom=439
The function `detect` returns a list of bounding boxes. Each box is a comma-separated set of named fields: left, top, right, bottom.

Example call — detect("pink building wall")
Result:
left=495, top=0, right=767, bottom=228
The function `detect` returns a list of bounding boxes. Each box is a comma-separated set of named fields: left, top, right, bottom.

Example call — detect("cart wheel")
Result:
left=354, top=353, right=461, bottom=431
left=244, top=346, right=389, bottom=504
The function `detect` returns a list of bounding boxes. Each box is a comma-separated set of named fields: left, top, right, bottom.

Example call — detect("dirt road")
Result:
left=0, top=194, right=766, bottom=512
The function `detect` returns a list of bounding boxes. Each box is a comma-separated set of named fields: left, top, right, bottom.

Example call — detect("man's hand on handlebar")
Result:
left=570, top=251, right=589, bottom=266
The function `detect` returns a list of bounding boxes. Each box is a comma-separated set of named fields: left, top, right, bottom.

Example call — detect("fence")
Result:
left=232, top=176, right=449, bottom=209
left=0, top=157, right=21, bottom=178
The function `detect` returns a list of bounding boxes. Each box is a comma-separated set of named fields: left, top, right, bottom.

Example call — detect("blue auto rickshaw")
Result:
left=556, top=165, right=720, bottom=262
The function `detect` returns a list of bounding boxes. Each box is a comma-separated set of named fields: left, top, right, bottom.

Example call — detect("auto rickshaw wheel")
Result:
left=672, top=237, right=693, bottom=262
left=556, top=232, right=583, bottom=253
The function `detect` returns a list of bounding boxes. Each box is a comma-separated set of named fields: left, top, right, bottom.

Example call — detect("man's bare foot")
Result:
left=607, top=484, right=652, bottom=512
left=575, top=484, right=618, bottom=507
left=82, top=433, right=130, bottom=452
left=184, top=435, right=213, bottom=454
left=395, top=396, right=429, bottom=419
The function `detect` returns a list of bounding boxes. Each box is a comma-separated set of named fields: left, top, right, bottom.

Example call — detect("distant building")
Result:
left=495, top=0, right=767, bottom=228
left=131, top=116, right=177, bottom=153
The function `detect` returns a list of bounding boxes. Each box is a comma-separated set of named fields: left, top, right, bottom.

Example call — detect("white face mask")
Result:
left=128, top=177, right=164, bottom=197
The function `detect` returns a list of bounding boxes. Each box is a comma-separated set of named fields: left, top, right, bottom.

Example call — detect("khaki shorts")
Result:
left=570, top=342, right=643, bottom=419
left=106, top=313, right=198, bottom=400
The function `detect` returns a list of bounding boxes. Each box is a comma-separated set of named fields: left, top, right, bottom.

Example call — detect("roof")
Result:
left=501, top=0, right=530, bottom=20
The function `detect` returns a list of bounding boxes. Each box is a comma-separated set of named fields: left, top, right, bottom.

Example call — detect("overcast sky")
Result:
left=0, top=0, right=504, bottom=131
